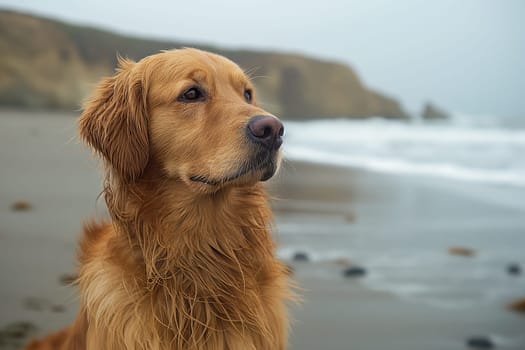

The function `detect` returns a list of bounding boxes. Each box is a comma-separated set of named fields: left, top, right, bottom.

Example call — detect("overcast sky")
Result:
left=1, top=0, right=524, bottom=117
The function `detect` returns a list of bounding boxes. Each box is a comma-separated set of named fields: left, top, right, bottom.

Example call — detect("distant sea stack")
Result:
left=0, top=9, right=409, bottom=120
left=421, top=102, right=449, bottom=120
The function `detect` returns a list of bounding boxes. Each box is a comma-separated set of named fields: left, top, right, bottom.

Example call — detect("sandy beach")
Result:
left=269, top=162, right=525, bottom=350
left=1, top=110, right=524, bottom=350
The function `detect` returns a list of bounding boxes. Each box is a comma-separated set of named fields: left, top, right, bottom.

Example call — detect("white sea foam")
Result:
left=283, top=118, right=525, bottom=186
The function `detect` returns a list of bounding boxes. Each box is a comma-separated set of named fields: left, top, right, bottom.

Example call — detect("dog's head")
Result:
left=79, top=48, right=283, bottom=192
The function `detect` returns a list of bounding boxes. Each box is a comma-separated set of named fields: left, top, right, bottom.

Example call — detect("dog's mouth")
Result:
left=190, top=151, right=278, bottom=187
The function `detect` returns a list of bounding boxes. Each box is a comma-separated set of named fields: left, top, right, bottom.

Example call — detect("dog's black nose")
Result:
left=247, top=115, right=284, bottom=150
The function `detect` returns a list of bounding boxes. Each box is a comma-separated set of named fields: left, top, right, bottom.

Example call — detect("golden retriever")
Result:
left=26, top=48, right=292, bottom=350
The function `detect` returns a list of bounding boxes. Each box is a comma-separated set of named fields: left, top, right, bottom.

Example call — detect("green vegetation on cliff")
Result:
left=0, top=9, right=408, bottom=119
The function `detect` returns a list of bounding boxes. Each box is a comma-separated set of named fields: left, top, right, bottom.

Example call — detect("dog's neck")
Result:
left=104, top=171, right=276, bottom=288
left=99, top=172, right=285, bottom=347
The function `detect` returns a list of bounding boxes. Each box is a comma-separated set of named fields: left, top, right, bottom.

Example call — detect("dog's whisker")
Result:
left=249, top=75, right=271, bottom=80
left=243, top=66, right=261, bottom=78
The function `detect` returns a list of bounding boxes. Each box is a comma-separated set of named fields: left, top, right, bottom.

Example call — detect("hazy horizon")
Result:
left=1, top=0, right=524, bottom=118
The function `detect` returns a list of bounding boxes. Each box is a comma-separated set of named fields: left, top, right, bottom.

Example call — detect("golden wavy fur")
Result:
left=26, top=48, right=293, bottom=350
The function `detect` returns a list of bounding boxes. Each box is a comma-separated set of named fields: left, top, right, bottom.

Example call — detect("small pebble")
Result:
left=51, top=304, right=66, bottom=313
left=508, top=298, right=525, bottom=313
left=448, top=247, right=476, bottom=257
left=344, top=212, right=356, bottom=223
left=292, top=252, right=309, bottom=262
left=507, top=263, right=521, bottom=276
left=23, top=297, right=46, bottom=312
left=466, top=336, right=494, bottom=349
left=342, top=266, right=367, bottom=278
left=10, top=201, right=32, bottom=212
left=2, top=321, right=37, bottom=339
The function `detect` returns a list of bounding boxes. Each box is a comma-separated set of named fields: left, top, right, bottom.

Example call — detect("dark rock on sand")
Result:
left=292, top=252, right=310, bottom=262
left=507, top=263, right=521, bottom=276
left=342, top=266, right=367, bottom=278
left=344, top=212, right=357, bottom=223
left=51, top=304, right=66, bottom=313
left=466, top=336, right=494, bottom=349
left=448, top=247, right=476, bottom=257
left=10, top=200, right=32, bottom=211
left=508, top=298, right=525, bottom=313
left=0, top=321, right=37, bottom=349
left=22, top=297, right=46, bottom=312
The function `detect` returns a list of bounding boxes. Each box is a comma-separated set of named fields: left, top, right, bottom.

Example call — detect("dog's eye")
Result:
left=179, top=87, right=204, bottom=102
left=244, top=89, right=253, bottom=103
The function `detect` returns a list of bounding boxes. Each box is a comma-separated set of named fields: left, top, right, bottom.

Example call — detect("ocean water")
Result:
left=283, top=117, right=525, bottom=187
left=277, top=116, right=525, bottom=317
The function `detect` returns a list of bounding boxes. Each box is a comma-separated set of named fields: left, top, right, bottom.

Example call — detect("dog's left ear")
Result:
left=79, top=58, right=149, bottom=181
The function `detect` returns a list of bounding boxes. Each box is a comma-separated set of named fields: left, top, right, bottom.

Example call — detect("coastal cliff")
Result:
left=0, top=9, right=408, bottom=120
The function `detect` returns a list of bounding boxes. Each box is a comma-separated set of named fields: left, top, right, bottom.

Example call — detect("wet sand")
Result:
left=1, top=110, right=524, bottom=349
left=268, top=162, right=525, bottom=350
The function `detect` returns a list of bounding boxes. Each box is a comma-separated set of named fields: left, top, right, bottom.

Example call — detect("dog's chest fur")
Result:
left=76, top=186, right=290, bottom=350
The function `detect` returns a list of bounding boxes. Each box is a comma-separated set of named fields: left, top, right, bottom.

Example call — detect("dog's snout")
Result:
left=247, top=116, right=284, bottom=150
